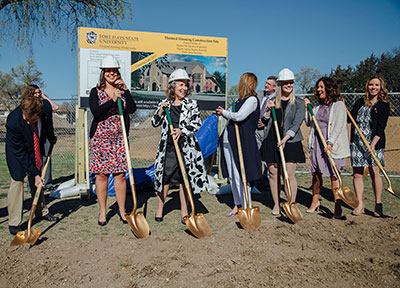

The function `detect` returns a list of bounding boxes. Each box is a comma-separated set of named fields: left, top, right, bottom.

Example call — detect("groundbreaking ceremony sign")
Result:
left=78, top=27, right=228, bottom=109
left=75, top=27, right=228, bottom=190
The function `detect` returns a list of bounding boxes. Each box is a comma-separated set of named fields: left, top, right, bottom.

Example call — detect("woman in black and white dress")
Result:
left=151, top=69, right=208, bottom=224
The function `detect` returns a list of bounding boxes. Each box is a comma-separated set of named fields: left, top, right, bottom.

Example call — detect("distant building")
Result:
left=140, top=62, right=221, bottom=93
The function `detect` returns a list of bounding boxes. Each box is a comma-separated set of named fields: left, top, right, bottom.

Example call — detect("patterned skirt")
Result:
left=89, top=115, right=128, bottom=174
left=350, top=105, right=385, bottom=167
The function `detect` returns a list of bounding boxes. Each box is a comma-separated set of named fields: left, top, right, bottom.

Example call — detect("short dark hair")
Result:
left=267, top=76, right=277, bottom=81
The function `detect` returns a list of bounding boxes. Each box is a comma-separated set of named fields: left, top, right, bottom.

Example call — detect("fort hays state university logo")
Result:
left=86, top=31, right=97, bottom=45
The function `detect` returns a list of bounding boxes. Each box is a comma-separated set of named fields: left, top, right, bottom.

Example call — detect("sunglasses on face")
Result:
left=104, top=69, right=119, bottom=73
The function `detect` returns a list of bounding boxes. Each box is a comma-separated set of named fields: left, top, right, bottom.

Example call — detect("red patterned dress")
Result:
left=89, top=88, right=127, bottom=174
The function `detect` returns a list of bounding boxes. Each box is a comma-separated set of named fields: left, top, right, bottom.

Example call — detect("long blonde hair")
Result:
left=275, top=82, right=295, bottom=109
left=364, top=75, right=393, bottom=111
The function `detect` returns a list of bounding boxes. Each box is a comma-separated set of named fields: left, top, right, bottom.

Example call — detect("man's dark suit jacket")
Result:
left=6, top=99, right=56, bottom=181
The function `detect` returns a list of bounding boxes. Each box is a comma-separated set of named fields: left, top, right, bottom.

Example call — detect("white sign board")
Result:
left=79, top=49, right=131, bottom=98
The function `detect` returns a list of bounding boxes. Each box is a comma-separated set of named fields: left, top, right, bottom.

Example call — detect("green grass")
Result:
left=0, top=173, right=399, bottom=246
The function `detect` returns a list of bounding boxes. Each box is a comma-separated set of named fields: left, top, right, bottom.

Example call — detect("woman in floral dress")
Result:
left=89, top=55, right=136, bottom=226
left=349, top=75, right=391, bottom=217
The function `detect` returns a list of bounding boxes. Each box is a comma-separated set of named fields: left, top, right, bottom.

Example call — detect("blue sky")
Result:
left=1, top=0, right=399, bottom=101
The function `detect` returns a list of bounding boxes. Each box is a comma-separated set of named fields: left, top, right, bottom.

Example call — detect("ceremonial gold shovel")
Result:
left=346, top=105, right=399, bottom=198
left=271, top=107, right=303, bottom=223
left=11, top=144, right=54, bottom=246
left=118, top=98, right=150, bottom=239
left=165, top=107, right=211, bottom=238
left=307, top=104, right=359, bottom=208
left=231, top=102, right=261, bottom=230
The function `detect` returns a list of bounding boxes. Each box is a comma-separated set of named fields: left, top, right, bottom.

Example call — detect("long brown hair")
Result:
left=21, top=84, right=40, bottom=100
left=314, top=77, right=341, bottom=105
left=364, top=75, right=392, bottom=111
left=20, top=96, right=43, bottom=121
left=96, top=69, right=121, bottom=91
left=238, top=72, right=257, bottom=100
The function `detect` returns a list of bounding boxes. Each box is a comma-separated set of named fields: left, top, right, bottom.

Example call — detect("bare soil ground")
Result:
left=0, top=174, right=399, bottom=288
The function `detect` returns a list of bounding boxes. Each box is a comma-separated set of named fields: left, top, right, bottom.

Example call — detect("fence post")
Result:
left=75, top=106, right=86, bottom=184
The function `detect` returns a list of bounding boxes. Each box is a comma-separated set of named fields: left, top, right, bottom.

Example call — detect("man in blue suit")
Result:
left=6, top=94, right=57, bottom=235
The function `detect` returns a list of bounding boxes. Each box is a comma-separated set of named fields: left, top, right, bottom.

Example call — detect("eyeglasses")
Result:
left=281, top=81, right=294, bottom=86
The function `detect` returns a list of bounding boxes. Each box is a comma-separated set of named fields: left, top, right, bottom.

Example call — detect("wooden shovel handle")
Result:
left=231, top=102, right=251, bottom=209
left=306, top=104, right=343, bottom=187
left=165, top=107, right=196, bottom=217
left=28, top=152, right=52, bottom=232
left=233, top=123, right=251, bottom=209
left=117, top=98, right=137, bottom=213
left=345, top=105, right=392, bottom=186
left=271, top=107, right=292, bottom=203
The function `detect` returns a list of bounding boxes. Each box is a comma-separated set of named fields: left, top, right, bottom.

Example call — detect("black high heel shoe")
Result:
left=118, top=211, right=128, bottom=224
left=374, top=203, right=384, bottom=217
left=155, top=216, right=163, bottom=222
left=333, top=200, right=345, bottom=220
left=98, top=214, right=107, bottom=226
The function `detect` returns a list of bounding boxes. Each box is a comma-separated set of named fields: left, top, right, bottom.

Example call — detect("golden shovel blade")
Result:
left=126, top=212, right=150, bottom=239
left=335, top=187, right=359, bottom=209
left=386, top=186, right=400, bottom=199
left=281, top=202, right=303, bottom=223
left=10, top=231, right=28, bottom=246
left=10, top=229, right=42, bottom=246
left=183, top=213, right=211, bottom=239
left=27, top=229, right=42, bottom=246
left=237, top=206, right=261, bottom=230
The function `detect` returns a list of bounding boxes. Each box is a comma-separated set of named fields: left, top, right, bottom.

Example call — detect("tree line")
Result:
left=294, top=48, right=400, bottom=94
left=330, top=49, right=400, bottom=93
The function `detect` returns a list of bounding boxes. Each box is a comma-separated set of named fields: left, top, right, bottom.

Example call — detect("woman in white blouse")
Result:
left=215, top=72, right=262, bottom=216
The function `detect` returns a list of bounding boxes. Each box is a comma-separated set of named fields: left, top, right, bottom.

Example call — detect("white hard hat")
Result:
left=100, top=55, right=120, bottom=69
left=277, top=68, right=295, bottom=81
left=169, top=69, right=190, bottom=83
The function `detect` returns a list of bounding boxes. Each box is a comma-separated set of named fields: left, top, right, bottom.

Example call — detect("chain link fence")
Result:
left=0, top=92, right=399, bottom=190
left=226, top=92, right=400, bottom=175
left=0, top=98, right=78, bottom=191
